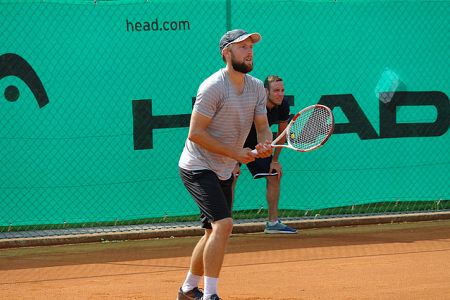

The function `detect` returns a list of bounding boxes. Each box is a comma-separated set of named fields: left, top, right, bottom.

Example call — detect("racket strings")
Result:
left=288, top=107, right=332, bottom=150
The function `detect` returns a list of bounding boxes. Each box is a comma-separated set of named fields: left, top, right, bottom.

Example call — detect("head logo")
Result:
left=0, top=53, right=49, bottom=108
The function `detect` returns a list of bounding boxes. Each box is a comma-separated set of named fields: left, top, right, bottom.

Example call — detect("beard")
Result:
left=231, top=53, right=253, bottom=73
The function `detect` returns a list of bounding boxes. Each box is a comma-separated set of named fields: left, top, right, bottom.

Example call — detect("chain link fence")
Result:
left=1, top=0, right=449, bottom=239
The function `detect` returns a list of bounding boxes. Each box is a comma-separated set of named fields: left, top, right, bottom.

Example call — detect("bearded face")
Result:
left=226, top=40, right=254, bottom=74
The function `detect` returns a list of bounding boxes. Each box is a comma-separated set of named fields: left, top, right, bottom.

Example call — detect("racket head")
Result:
left=285, top=104, right=334, bottom=152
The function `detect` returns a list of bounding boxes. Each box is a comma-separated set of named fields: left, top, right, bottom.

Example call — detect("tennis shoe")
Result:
left=177, top=287, right=203, bottom=300
left=201, top=294, right=222, bottom=300
left=264, top=220, right=297, bottom=234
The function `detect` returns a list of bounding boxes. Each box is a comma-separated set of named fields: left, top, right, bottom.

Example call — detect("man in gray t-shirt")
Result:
left=179, top=68, right=268, bottom=179
left=177, top=29, right=273, bottom=300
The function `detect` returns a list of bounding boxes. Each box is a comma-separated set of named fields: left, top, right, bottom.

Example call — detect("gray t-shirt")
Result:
left=179, top=68, right=267, bottom=180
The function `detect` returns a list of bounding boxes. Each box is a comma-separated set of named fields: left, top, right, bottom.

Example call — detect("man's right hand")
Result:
left=254, top=140, right=273, bottom=158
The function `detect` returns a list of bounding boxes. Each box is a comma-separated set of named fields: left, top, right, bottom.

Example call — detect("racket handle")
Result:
left=251, top=146, right=274, bottom=155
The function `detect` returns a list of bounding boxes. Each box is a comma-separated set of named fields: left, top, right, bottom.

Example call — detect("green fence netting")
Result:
left=1, top=0, right=449, bottom=235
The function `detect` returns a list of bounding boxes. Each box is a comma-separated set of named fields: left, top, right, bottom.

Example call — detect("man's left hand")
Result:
left=254, top=140, right=273, bottom=158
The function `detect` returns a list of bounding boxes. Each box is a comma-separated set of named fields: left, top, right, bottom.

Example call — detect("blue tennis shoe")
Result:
left=264, top=220, right=297, bottom=234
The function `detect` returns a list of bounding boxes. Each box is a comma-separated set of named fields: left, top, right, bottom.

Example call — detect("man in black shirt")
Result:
left=233, top=75, right=297, bottom=234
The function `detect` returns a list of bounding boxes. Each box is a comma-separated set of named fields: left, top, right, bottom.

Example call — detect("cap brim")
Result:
left=230, top=32, right=262, bottom=45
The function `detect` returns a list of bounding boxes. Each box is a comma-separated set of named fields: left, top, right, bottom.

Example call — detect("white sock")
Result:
left=203, top=276, right=218, bottom=299
left=181, top=271, right=201, bottom=293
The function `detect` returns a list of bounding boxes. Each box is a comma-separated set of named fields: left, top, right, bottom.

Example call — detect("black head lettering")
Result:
left=0, top=53, right=49, bottom=108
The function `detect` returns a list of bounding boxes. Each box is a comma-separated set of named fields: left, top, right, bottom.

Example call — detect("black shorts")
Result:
left=246, top=156, right=278, bottom=179
left=179, top=167, right=234, bottom=229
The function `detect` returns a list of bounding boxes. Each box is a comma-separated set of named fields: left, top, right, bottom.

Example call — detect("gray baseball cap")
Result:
left=219, top=29, right=262, bottom=51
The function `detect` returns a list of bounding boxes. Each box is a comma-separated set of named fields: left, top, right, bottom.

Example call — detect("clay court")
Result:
left=1, top=219, right=450, bottom=299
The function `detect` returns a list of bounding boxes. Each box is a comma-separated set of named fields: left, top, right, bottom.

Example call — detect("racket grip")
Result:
left=251, top=144, right=274, bottom=155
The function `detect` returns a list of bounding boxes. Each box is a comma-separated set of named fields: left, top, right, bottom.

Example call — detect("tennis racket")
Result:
left=253, top=104, right=334, bottom=153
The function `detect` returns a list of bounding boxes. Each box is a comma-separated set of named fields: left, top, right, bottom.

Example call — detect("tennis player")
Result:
left=177, top=29, right=273, bottom=300
left=232, top=75, right=297, bottom=234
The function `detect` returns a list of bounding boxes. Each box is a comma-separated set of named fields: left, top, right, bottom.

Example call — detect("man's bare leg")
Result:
left=204, top=217, right=233, bottom=277
left=189, top=229, right=211, bottom=275
left=202, top=217, right=233, bottom=298
left=266, top=176, right=280, bottom=222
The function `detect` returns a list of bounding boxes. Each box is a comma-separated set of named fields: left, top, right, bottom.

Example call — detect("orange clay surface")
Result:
left=1, top=220, right=450, bottom=300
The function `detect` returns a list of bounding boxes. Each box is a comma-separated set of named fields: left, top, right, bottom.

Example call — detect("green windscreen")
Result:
left=0, top=0, right=449, bottom=227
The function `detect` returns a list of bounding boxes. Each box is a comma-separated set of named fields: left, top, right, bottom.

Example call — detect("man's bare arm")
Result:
left=188, top=111, right=256, bottom=164
left=273, top=120, right=287, bottom=161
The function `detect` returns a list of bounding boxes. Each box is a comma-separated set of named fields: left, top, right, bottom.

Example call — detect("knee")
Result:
left=204, top=228, right=212, bottom=239
left=212, top=218, right=233, bottom=237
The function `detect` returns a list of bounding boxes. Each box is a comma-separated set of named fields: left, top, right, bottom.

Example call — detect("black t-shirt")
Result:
left=244, top=97, right=290, bottom=148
